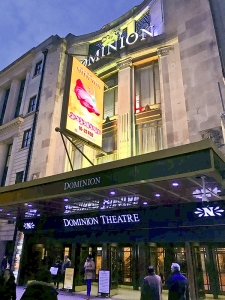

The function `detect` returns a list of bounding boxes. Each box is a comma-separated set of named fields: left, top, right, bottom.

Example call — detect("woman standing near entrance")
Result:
left=84, top=254, right=95, bottom=300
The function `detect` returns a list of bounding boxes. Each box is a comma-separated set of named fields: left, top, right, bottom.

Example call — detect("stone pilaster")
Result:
left=116, top=58, right=133, bottom=159
left=4, top=79, right=20, bottom=124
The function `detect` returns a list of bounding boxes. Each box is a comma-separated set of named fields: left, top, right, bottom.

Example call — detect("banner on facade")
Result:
left=64, top=268, right=74, bottom=290
left=61, top=56, right=104, bottom=149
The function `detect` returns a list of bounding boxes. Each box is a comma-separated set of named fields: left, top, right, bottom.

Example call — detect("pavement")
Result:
left=16, top=285, right=225, bottom=300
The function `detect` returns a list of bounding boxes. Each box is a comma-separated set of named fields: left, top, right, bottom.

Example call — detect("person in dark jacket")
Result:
left=61, top=255, right=71, bottom=290
left=2, top=269, right=16, bottom=300
left=52, top=258, right=62, bottom=289
left=140, top=266, right=162, bottom=300
left=20, top=269, right=58, bottom=300
left=1, top=255, right=8, bottom=274
left=167, top=263, right=189, bottom=300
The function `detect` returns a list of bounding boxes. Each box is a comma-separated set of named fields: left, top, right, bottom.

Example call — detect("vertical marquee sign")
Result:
left=61, top=56, right=104, bottom=149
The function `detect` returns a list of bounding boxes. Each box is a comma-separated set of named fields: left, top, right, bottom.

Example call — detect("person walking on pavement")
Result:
left=52, top=257, right=62, bottom=290
left=140, top=265, right=162, bottom=300
left=84, top=254, right=95, bottom=300
left=1, top=255, right=8, bottom=274
left=2, top=269, right=16, bottom=300
left=61, top=255, right=71, bottom=291
left=167, top=263, right=189, bottom=300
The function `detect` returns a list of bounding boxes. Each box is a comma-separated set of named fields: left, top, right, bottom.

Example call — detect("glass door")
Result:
left=215, top=248, right=225, bottom=292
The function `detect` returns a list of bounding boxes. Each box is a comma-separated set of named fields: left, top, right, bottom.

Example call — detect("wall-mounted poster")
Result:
left=61, top=56, right=104, bottom=149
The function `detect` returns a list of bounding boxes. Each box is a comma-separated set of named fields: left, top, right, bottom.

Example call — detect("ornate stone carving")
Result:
left=157, top=46, right=174, bottom=57
left=200, top=126, right=224, bottom=148
left=116, top=58, right=132, bottom=70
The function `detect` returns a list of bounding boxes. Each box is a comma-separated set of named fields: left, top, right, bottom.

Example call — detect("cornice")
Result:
left=0, top=117, right=24, bottom=133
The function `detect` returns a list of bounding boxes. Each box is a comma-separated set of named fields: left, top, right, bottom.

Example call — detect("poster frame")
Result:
left=60, top=55, right=104, bottom=152
left=98, top=269, right=110, bottom=297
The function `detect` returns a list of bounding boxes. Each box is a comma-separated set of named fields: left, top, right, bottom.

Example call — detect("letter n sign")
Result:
left=194, top=206, right=224, bottom=217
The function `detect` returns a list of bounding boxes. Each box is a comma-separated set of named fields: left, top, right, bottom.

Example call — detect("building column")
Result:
left=0, top=142, right=8, bottom=184
left=0, top=88, right=5, bottom=117
left=5, top=136, right=19, bottom=186
left=185, top=242, right=198, bottom=300
left=157, top=45, right=189, bottom=148
left=205, top=245, right=220, bottom=298
left=20, top=70, right=31, bottom=116
left=116, top=58, right=133, bottom=159
left=102, top=243, right=110, bottom=270
left=4, top=79, right=20, bottom=124
left=138, top=243, right=147, bottom=288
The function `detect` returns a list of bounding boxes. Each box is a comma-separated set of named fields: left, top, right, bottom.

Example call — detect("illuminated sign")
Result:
left=64, top=57, right=104, bottom=148
left=82, top=28, right=153, bottom=67
left=64, top=176, right=101, bottom=190
left=23, top=222, right=35, bottom=229
left=194, top=206, right=224, bottom=217
left=63, top=213, right=140, bottom=227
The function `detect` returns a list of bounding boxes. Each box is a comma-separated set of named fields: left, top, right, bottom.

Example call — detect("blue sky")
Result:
left=0, top=0, right=143, bottom=71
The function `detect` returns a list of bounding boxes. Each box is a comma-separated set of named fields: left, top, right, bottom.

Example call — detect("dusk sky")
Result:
left=0, top=0, right=143, bottom=71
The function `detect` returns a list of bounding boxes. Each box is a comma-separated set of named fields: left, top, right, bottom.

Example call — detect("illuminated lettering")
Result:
left=64, top=176, right=101, bottom=190
left=82, top=27, right=154, bottom=66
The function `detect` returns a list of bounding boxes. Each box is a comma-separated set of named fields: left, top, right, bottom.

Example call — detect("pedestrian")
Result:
left=52, top=257, right=62, bottom=289
left=167, top=263, right=189, bottom=300
left=20, top=269, right=58, bottom=300
left=84, top=254, right=95, bottom=300
left=61, top=255, right=71, bottom=290
left=1, top=255, right=8, bottom=274
left=2, top=269, right=16, bottom=300
left=140, top=266, right=162, bottom=300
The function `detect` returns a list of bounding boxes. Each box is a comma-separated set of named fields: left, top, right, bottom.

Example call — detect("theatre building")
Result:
left=0, top=0, right=225, bottom=299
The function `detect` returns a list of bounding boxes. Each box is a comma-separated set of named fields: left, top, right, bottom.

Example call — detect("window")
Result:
left=0, top=88, right=10, bottom=125
left=33, top=61, right=42, bottom=76
left=135, top=61, right=160, bottom=113
left=22, top=129, right=32, bottom=148
left=14, top=78, right=26, bottom=118
left=103, top=74, right=118, bottom=119
left=102, top=119, right=117, bottom=153
left=28, top=96, right=37, bottom=113
left=15, top=171, right=24, bottom=184
left=136, top=120, right=163, bottom=155
left=1, top=144, right=12, bottom=187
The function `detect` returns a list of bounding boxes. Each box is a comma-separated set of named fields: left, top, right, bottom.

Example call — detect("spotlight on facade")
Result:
left=143, top=201, right=148, bottom=205
left=64, top=198, right=69, bottom=202
left=172, top=182, right=179, bottom=187
left=110, top=191, right=116, bottom=195
left=155, top=193, right=160, bottom=197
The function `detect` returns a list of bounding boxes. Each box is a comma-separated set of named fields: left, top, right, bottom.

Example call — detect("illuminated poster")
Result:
left=64, top=268, right=74, bottom=289
left=65, top=57, right=104, bottom=148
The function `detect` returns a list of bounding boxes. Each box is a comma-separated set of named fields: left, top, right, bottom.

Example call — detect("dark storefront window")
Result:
left=122, top=247, right=132, bottom=283
left=215, top=248, right=225, bottom=292
left=0, top=88, right=10, bottom=125
left=1, top=144, right=12, bottom=187
left=14, top=78, right=26, bottom=118
left=135, top=62, right=160, bottom=113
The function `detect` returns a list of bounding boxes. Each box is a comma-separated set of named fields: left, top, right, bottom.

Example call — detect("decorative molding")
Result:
left=116, top=58, right=132, bottom=70
left=0, top=117, right=24, bottom=133
left=157, top=46, right=174, bottom=57
left=200, top=126, right=223, bottom=148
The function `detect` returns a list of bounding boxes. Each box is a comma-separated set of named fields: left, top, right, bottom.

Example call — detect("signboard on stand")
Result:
left=98, top=270, right=110, bottom=296
left=64, top=268, right=74, bottom=290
